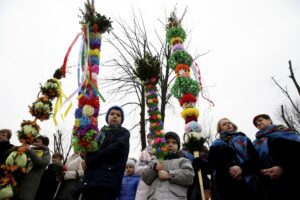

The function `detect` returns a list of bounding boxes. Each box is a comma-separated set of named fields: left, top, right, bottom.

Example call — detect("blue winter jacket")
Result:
left=119, top=175, right=140, bottom=200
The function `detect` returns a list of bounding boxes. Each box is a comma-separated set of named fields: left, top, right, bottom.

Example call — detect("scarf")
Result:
left=253, top=125, right=300, bottom=167
left=95, top=124, right=122, bottom=147
left=213, top=131, right=249, bottom=165
left=213, top=132, right=259, bottom=192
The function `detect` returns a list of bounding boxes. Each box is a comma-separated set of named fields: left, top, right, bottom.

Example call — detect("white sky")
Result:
left=1, top=0, right=300, bottom=158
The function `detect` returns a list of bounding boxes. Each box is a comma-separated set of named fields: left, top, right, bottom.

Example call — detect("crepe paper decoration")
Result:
left=1, top=66, right=67, bottom=197
left=29, top=97, right=53, bottom=121
left=72, top=0, right=111, bottom=153
left=144, top=79, right=166, bottom=160
left=135, top=52, right=166, bottom=160
left=179, top=93, right=197, bottom=107
left=171, top=77, right=200, bottom=99
left=166, top=10, right=209, bottom=154
left=166, top=26, right=186, bottom=45
left=181, top=107, right=200, bottom=120
left=168, top=50, right=193, bottom=70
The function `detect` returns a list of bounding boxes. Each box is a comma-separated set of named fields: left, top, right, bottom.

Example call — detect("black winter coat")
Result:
left=84, top=125, right=130, bottom=195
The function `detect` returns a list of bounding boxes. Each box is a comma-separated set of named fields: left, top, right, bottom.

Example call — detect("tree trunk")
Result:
left=140, top=86, right=146, bottom=150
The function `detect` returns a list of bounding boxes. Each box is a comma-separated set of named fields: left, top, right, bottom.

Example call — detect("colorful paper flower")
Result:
left=29, top=97, right=53, bottom=121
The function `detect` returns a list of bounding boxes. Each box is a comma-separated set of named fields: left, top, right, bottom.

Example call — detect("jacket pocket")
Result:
left=169, top=184, right=186, bottom=198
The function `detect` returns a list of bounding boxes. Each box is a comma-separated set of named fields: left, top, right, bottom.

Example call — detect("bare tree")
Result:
left=53, top=130, right=72, bottom=164
left=101, top=9, right=178, bottom=150
left=272, top=60, right=300, bottom=134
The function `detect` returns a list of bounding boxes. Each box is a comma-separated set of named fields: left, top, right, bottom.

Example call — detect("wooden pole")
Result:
left=194, top=151, right=206, bottom=200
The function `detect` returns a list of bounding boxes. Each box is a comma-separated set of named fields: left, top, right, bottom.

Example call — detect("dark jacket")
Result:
left=186, top=151, right=211, bottom=200
left=0, top=141, right=13, bottom=164
left=209, top=132, right=265, bottom=200
left=253, top=125, right=300, bottom=200
left=14, top=146, right=51, bottom=200
left=83, top=125, right=130, bottom=196
left=35, top=163, right=64, bottom=200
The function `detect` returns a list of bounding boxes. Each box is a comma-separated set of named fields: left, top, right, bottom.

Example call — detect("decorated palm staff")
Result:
left=166, top=9, right=211, bottom=200
left=72, top=0, right=111, bottom=153
left=0, top=68, right=66, bottom=199
left=135, top=52, right=167, bottom=160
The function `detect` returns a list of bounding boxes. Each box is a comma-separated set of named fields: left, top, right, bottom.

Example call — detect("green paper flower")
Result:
left=168, top=50, right=192, bottom=70
left=171, top=77, right=200, bottom=99
left=166, top=26, right=186, bottom=45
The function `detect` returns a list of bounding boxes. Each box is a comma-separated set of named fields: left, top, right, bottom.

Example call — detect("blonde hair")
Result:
left=217, top=118, right=238, bottom=133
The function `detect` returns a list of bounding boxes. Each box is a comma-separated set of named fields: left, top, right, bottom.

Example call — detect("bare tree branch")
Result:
left=288, top=60, right=300, bottom=95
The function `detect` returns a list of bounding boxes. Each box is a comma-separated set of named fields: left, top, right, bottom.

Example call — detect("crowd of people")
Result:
left=1, top=108, right=300, bottom=200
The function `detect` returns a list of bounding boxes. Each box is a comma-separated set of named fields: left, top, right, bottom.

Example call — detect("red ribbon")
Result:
left=62, top=32, right=82, bottom=77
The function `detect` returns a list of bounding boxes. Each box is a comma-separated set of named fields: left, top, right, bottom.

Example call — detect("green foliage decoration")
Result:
left=171, top=77, right=200, bottom=99
left=166, top=26, right=186, bottom=45
left=79, top=0, right=113, bottom=33
left=135, top=52, right=160, bottom=83
left=168, top=50, right=192, bottom=70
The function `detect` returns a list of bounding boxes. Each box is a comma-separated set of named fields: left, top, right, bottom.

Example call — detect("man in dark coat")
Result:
left=82, top=106, right=130, bottom=200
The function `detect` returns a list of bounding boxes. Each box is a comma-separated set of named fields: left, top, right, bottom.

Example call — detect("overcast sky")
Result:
left=1, top=0, right=300, bottom=158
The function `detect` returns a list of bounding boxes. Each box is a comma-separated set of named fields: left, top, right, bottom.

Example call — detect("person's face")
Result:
left=107, top=109, right=122, bottom=125
left=219, top=119, right=235, bottom=132
left=0, top=132, right=9, bottom=142
left=255, top=117, right=272, bottom=130
left=166, top=138, right=178, bottom=153
left=34, top=138, right=43, bottom=148
left=52, top=156, right=62, bottom=164
left=147, top=136, right=152, bottom=146
left=125, top=165, right=134, bottom=176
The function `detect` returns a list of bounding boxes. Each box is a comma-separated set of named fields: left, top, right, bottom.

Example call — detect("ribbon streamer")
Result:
left=62, top=32, right=82, bottom=77
left=52, top=78, right=73, bottom=126
left=193, top=62, right=215, bottom=106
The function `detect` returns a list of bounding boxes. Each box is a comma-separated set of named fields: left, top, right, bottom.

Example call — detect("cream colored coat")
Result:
left=64, top=153, right=84, bottom=180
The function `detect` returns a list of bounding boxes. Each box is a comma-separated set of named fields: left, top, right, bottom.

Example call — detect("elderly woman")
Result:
left=209, top=118, right=266, bottom=200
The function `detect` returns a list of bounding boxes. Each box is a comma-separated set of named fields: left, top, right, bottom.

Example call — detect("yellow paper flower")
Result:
left=170, top=37, right=183, bottom=45
left=89, top=49, right=100, bottom=57
left=75, top=119, right=80, bottom=127
left=181, top=107, right=200, bottom=119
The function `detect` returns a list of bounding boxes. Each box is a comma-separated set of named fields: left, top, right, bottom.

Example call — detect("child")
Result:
left=119, top=159, right=140, bottom=200
left=142, top=131, right=195, bottom=200
left=57, top=151, right=84, bottom=200
left=82, top=106, right=130, bottom=200
left=135, top=133, right=155, bottom=200
left=36, top=152, right=65, bottom=200
left=209, top=118, right=266, bottom=200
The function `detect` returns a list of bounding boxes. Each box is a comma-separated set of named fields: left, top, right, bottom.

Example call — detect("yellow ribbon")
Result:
left=52, top=78, right=73, bottom=126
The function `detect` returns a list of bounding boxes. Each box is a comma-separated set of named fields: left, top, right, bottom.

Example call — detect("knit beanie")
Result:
left=105, top=105, right=124, bottom=124
left=164, top=131, right=181, bottom=150
left=126, top=159, right=136, bottom=167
